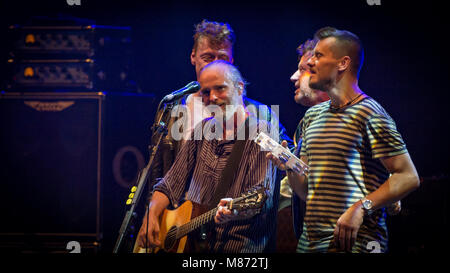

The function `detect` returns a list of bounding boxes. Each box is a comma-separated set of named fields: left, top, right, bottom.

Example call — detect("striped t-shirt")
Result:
left=298, top=96, right=407, bottom=253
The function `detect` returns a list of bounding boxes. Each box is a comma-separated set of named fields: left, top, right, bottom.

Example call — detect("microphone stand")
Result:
left=113, top=98, right=173, bottom=253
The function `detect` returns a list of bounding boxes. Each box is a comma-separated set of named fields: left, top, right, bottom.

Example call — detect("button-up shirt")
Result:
left=153, top=116, right=279, bottom=253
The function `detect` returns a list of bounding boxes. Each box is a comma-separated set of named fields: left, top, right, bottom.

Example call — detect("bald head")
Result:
left=200, top=60, right=246, bottom=95
left=198, top=60, right=245, bottom=108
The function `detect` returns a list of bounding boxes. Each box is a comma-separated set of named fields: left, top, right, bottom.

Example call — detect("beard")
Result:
left=296, top=75, right=323, bottom=106
left=309, top=74, right=331, bottom=92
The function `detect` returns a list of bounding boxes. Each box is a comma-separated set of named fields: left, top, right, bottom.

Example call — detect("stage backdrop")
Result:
left=0, top=0, right=448, bottom=253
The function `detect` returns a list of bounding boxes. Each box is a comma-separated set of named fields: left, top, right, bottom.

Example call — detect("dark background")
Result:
left=0, top=0, right=448, bottom=253
left=2, top=0, right=448, bottom=177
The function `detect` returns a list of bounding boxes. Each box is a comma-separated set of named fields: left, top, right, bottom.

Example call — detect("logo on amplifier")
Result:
left=24, top=101, right=75, bottom=112
left=67, top=0, right=81, bottom=6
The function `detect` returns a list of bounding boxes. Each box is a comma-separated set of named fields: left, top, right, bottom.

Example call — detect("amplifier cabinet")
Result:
left=0, top=91, right=155, bottom=253
left=6, top=25, right=136, bottom=92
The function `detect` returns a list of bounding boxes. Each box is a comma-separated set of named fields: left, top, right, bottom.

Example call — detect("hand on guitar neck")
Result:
left=215, top=198, right=260, bottom=224
left=134, top=186, right=268, bottom=253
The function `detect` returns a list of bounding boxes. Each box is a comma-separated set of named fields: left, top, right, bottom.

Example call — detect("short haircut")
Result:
left=296, top=39, right=317, bottom=60
left=314, top=26, right=364, bottom=78
left=193, top=19, right=235, bottom=53
left=201, top=60, right=247, bottom=95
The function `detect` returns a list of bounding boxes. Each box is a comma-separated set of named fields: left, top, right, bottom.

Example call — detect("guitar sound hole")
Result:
left=164, top=226, right=178, bottom=251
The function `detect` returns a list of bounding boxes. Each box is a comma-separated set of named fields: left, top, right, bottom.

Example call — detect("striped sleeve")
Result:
left=365, top=114, right=407, bottom=158
left=299, top=118, right=307, bottom=157
left=152, top=138, right=198, bottom=207
left=299, top=104, right=321, bottom=157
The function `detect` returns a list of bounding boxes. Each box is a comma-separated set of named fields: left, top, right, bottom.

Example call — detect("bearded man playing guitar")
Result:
left=136, top=60, right=280, bottom=253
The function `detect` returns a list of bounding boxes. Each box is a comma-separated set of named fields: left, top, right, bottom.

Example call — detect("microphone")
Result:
left=162, top=81, right=201, bottom=102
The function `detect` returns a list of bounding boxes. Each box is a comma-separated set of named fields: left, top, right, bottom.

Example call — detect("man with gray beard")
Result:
left=136, top=19, right=292, bottom=250
left=138, top=61, right=279, bottom=253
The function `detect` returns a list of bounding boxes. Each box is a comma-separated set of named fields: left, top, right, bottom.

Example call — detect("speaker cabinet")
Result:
left=0, top=91, right=155, bottom=253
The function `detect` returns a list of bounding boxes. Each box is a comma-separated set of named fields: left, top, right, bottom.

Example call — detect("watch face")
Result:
left=363, top=199, right=373, bottom=210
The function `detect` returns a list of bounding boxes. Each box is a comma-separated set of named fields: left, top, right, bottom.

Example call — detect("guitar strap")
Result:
left=210, top=139, right=246, bottom=209
left=209, top=117, right=251, bottom=209
left=194, top=117, right=251, bottom=251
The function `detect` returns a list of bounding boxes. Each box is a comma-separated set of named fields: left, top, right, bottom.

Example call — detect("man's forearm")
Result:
left=365, top=153, right=420, bottom=211
left=364, top=171, right=419, bottom=211
left=287, top=170, right=308, bottom=201
left=148, top=191, right=170, bottom=217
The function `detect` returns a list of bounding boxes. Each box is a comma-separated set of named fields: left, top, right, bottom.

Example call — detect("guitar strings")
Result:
left=175, top=208, right=218, bottom=239
left=146, top=204, right=150, bottom=253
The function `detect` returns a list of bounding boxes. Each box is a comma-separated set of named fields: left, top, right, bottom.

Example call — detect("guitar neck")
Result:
left=176, top=207, right=218, bottom=239
left=173, top=188, right=265, bottom=240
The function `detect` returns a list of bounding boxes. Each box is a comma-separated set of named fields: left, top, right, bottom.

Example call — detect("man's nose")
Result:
left=290, top=70, right=299, bottom=83
left=209, top=91, right=218, bottom=103
left=307, top=56, right=315, bottom=68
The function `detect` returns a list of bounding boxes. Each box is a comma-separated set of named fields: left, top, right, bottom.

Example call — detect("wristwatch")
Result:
left=360, top=197, right=374, bottom=216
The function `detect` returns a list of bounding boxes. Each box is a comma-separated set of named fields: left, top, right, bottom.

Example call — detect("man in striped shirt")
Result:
left=269, top=27, right=420, bottom=253
left=137, top=60, right=278, bottom=253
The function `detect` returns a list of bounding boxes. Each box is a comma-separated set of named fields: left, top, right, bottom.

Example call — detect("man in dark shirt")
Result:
left=147, top=19, right=291, bottom=188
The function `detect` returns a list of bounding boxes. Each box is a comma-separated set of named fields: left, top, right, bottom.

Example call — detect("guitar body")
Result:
left=134, top=200, right=193, bottom=253
left=132, top=186, right=267, bottom=253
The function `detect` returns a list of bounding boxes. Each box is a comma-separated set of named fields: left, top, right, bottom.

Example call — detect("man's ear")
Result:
left=337, top=56, right=351, bottom=72
left=237, top=81, right=244, bottom=96
left=190, top=50, right=196, bottom=66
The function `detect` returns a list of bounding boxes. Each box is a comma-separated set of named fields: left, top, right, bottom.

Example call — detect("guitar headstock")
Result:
left=228, top=186, right=268, bottom=212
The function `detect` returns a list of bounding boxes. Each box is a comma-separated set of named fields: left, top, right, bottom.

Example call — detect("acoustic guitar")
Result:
left=134, top=186, right=268, bottom=253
